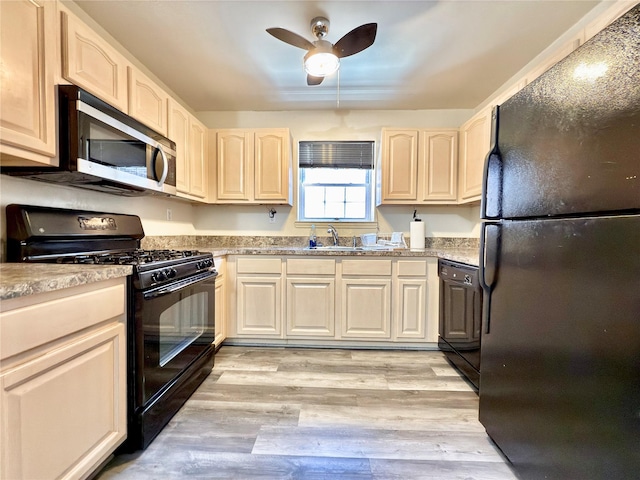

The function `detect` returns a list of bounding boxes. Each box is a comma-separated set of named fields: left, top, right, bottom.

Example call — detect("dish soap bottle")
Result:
left=309, top=224, right=317, bottom=248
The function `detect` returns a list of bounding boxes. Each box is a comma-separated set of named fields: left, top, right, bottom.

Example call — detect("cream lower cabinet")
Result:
left=0, top=0, right=57, bottom=166
left=0, top=277, right=127, bottom=480
left=227, top=255, right=440, bottom=345
left=286, top=258, right=336, bottom=337
left=340, top=259, right=392, bottom=339
left=393, top=260, right=428, bottom=340
left=233, top=257, right=283, bottom=337
left=213, top=256, right=226, bottom=348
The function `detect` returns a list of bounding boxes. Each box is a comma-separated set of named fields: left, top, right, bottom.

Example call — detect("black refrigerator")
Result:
left=478, top=4, right=640, bottom=480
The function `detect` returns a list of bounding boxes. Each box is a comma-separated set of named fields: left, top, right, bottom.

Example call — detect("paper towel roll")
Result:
left=410, top=221, right=425, bottom=251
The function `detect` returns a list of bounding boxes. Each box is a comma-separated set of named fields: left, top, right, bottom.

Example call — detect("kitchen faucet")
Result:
left=327, top=225, right=339, bottom=246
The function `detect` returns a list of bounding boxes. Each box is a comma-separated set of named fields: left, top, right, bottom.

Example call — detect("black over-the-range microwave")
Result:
left=2, top=85, right=177, bottom=196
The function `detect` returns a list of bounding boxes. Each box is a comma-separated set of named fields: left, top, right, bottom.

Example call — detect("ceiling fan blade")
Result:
left=266, top=28, right=314, bottom=50
left=333, top=23, right=377, bottom=58
left=307, top=74, right=324, bottom=86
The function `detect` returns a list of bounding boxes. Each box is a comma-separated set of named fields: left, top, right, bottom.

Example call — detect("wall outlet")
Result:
left=166, top=208, right=172, bottom=221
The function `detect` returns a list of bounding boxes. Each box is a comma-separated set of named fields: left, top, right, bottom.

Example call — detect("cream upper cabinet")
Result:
left=458, top=107, right=491, bottom=204
left=254, top=129, right=291, bottom=203
left=61, top=10, right=129, bottom=113
left=214, top=129, right=251, bottom=201
left=212, top=128, right=292, bottom=205
left=169, top=100, right=208, bottom=200
left=379, top=129, right=457, bottom=204
left=0, top=0, right=57, bottom=166
left=418, top=131, right=458, bottom=202
left=169, top=100, right=190, bottom=193
left=380, top=129, right=419, bottom=202
left=0, top=278, right=127, bottom=480
left=128, top=67, right=169, bottom=135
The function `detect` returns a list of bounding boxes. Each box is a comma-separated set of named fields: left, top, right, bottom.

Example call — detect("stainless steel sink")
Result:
left=305, top=246, right=364, bottom=251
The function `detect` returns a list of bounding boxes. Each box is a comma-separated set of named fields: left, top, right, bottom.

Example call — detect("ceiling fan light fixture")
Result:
left=304, top=51, right=340, bottom=77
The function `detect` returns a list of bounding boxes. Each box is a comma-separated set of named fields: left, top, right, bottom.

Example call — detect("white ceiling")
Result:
left=74, top=0, right=601, bottom=112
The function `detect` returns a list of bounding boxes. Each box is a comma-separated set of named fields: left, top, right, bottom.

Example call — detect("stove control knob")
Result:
left=167, top=268, right=177, bottom=279
left=152, top=271, right=167, bottom=282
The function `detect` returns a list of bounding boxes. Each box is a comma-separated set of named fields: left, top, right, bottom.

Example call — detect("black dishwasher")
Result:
left=438, top=259, right=482, bottom=391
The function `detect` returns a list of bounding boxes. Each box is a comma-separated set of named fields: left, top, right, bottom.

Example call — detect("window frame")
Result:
left=298, top=166, right=375, bottom=223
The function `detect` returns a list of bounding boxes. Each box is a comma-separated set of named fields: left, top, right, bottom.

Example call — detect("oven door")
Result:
left=134, top=270, right=216, bottom=407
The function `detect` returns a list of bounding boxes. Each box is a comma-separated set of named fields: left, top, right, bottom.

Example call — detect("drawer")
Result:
left=287, top=258, right=335, bottom=275
left=342, top=259, right=392, bottom=276
left=1, top=279, right=126, bottom=362
left=397, top=260, right=427, bottom=277
left=237, top=257, right=282, bottom=274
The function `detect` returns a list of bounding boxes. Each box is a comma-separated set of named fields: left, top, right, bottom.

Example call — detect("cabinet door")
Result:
left=341, top=278, right=391, bottom=339
left=380, top=129, right=419, bottom=202
left=188, top=117, right=208, bottom=199
left=254, top=130, right=290, bottom=203
left=394, top=277, right=427, bottom=340
left=0, top=323, right=126, bottom=480
left=419, top=131, right=458, bottom=202
left=216, top=130, right=251, bottom=201
left=128, top=67, right=168, bottom=135
left=169, top=100, right=190, bottom=194
left=286, top=278, right=335, bottom=337
left=236, top=276, right=282, bottom=336
left=0, top=0, right=57, bottom=165
left=61, top=11, right=129, bottom=113
left=458, top=109, right=490, bottom=203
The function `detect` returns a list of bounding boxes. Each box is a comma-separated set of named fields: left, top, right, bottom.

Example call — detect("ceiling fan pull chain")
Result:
left=337, top=69, right=340, bottom=109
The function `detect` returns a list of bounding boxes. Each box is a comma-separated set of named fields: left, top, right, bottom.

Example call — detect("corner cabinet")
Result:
left=0, top=278, right=127, bottom=480
left=0, top=0, right=57, bottom=166
left=379, top=129, right=458, bottom=205
left=211, top=128, right=292, bottom=205
left=169, top=99, right=208, bottom=201
left=458, top=107, right=491, bottom=204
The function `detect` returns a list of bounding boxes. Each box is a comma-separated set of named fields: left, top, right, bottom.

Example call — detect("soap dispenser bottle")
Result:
left=309, top=224, right=317, bottom=248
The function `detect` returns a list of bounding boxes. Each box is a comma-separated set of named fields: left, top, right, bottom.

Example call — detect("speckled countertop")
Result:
left=0, top=237, right=479, bottom=301
left=0, top=264, right=132, bottom=301
left=192, top=246, right=480, bottom=267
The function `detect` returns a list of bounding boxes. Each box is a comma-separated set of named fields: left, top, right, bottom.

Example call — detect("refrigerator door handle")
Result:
left=481, top=105, right=502, bottom=220
left=480, top=222, right=501, bottom=334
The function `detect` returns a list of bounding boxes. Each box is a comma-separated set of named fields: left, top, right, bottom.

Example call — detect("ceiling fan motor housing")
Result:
left=310, top=16, right=330, bottom=38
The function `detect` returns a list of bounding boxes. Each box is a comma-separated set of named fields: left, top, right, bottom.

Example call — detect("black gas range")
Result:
left=5, top=204, right=217, bottom=451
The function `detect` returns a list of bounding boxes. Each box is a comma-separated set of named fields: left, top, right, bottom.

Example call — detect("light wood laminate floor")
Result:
left=97, top=346, right=517, bottom=479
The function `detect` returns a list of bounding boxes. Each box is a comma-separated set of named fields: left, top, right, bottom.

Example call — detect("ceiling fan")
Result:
left=267, top=17, right=377, bottom=86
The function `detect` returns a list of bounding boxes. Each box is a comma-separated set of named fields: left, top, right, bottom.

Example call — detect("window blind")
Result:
left=299, top=141, right=374, bottom=169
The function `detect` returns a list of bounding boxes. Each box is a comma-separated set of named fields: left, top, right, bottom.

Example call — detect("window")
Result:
left=298, top=141, right=375, bottom=222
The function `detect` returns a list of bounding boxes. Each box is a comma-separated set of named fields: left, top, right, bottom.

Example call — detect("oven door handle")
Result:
left=143, top=271, right=217, bottom=299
